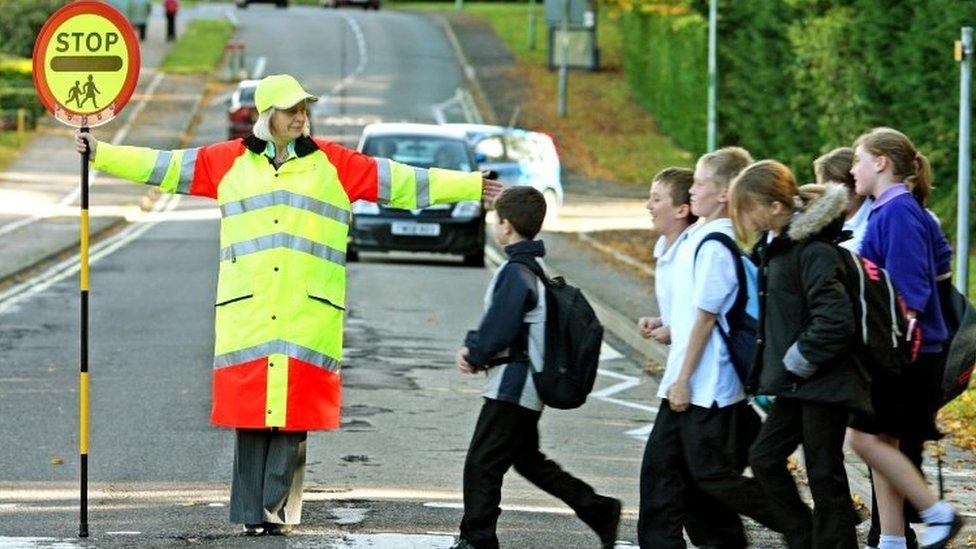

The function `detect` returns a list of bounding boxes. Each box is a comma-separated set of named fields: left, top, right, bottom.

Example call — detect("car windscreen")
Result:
left=236, top=85, right=256, bottom=106
left=363, top=136, right=473, bottom=172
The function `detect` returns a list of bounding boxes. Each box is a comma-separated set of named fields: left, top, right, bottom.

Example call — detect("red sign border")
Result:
left=32, top=1, right=141, bottom=127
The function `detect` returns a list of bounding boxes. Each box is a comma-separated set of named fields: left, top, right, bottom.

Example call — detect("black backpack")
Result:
left=938, top=281, right=976, bottom=406
left=507, top=256, right=604, bottom=409
left=835, top=247, right=921, bottom=378
left=693, top=232, right=759, bottom=384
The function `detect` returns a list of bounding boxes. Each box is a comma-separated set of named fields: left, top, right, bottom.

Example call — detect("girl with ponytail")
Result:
left=729, top=160, right=869, bottom=548
left=847, top=127, right=962, bottom=549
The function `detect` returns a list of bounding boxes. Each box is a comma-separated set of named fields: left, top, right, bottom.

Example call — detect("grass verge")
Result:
left=161, top=19, right=235, bottom=74
left=392, top=2, right=692, bottom=185
left=0, top=131, right=26, bottom=172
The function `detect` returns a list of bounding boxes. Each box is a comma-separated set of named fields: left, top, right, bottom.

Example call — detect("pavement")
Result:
left=0, top=3, right=972, bottom=548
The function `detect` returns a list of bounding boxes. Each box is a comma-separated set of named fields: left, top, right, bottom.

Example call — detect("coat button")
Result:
left=271, top=315, right=276, bottom=320
left=269, top=362, right=274, bottom=367
left=274, top=173, right=279, bottom=177
left=274, top=267, right=279, bottom=272
left=273, top=219, right=278, bottom=224
left=267, top=409, right=272, bottom=414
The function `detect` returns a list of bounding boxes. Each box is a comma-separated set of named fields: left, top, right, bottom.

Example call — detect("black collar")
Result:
left=243, top=135, right=319, bottom=158
left=505, top=239, right=546, bottom=258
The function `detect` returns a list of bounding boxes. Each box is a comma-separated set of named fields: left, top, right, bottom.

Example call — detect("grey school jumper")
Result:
left=464, top=239, right=547, bottom=412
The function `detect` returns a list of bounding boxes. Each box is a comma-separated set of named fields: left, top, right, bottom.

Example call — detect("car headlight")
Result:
left=452, top=200, right=481, bottom=218
left=352, top=200, right=380, bottom=215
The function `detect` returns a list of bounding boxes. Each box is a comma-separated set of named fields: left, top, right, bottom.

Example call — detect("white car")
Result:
left=446, top=123, right=564, bottom=215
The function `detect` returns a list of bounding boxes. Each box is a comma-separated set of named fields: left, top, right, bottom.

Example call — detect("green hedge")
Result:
left=0, top=0, right=70, bottom=58
left=619, top=0, right=976, bottom=238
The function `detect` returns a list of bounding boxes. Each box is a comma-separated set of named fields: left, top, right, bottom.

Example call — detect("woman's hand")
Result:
left=480, top=172, right=503, bottom=203
left=74, top=130, right=98, bottom=163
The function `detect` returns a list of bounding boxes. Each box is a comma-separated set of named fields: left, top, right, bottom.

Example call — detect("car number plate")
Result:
left=391, top=222, right=441, bottom=237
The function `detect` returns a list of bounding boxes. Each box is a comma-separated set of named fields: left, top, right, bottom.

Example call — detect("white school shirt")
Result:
left=656, top=218, right=746, bottom=408
left=652, top=225, right=694, bottom=326
left=840, top=197, right=873, bottom=253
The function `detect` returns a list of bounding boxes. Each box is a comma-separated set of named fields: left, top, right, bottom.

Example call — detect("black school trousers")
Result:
left=460, top=398, right=614, bottom=549
left=749, top=397, right=858, bottom=549
left=638, top=400, right=790, bottom=549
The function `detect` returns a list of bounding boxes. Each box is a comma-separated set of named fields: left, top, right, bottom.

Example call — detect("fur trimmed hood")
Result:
left=786, top=182, right=849, bottom=242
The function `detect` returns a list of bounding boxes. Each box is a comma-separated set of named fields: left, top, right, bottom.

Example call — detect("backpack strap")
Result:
left=694, top=232, right=748, bottom=322
left=507, top=255, right=551, bottom=287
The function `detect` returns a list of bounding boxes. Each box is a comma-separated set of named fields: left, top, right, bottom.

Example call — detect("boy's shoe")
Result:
left=263, top=523, right=293, bottom=536
left=242, top=524, right=264, bottom=536
left=920, top=514, right=964, bottom=549
left=595, top=498, right=622, bottom=549
left=449, top=539, right=477, bottom=549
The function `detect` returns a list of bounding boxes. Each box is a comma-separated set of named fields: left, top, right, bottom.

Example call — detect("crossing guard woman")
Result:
left=75, top=74, right=502, bottom=535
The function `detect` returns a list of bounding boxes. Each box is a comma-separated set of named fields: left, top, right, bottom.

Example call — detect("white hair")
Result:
left=252, top=105, right=311, bottom=141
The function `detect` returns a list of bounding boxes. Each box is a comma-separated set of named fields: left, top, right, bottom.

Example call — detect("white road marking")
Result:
left=0, top=539, right=80, bottom=548
left=0, top=71, right=168, bottom=238
left=327, top=533, right=456, bottom=548
left=0, top=194, right=181, bottom=316
left=318, top=14, right=369, bottom=101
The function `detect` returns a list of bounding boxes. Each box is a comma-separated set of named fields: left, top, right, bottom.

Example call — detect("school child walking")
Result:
left=637, top=148, right=791, bottom=549
left=453, top=186, right=622, bottom=549
left=638, top=167, right=697, bottom=346
left=846, top=127, right=963, bottom=549
left=729, top=161, right=870, bottom=548
left=814, top=147, right=873, bottom=253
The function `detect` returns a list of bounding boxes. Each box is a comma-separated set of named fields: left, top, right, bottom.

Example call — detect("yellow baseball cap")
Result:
left=254, top=74, right=318, bottom=113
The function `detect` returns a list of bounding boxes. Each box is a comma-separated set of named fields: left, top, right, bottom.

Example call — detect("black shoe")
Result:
left=242, top=523, right=264, bottom=536
left=263, top=523, right=293, bottom=536
left=920, top=514, right=965, bottom=549
left=596, top=498, right=621, bottom=549
left=449, top=539, right=477, bottom=549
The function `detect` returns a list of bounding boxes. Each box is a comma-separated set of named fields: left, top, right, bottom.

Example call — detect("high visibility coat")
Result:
left=94, top=135, right=482, bottom=431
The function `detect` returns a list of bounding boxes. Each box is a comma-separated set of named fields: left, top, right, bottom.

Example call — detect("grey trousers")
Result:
left=229, top=429, right=307, bottom=525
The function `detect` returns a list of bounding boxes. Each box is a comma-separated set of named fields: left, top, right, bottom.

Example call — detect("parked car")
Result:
left=350, top=123, right=486, bottom=266
left=227, top=80, right=258, bottom=140
left=321, top=0, right=380, bottom=9
left=227, top=80, right=314, bottom=140
left=236, top=0, right=289, bottom=7
left=448, top=123, right=563, bottom=216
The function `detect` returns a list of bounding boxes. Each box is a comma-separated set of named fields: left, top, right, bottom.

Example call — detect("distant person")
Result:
left=130, top=0, right=151, bottom=41
left=453, top=186, right=621, bottom=549
left=75, top=73, right=501, bottom=536
left=165, top=0, right=179, bottom=42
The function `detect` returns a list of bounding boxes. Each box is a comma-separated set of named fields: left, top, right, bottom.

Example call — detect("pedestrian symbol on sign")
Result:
left=79, top=74, right=100, bottom=109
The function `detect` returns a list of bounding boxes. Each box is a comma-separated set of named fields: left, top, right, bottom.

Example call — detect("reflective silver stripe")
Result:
left=414, top=167, right=430, bottom=208
left=376, top=157, right=392, bottom=205
left=213, top=339, right=341, bottom=372
left=147, top=150, right=173, bottom=187
left=176, top=148, right=199, bottom=195
left=220, top=190, right=351, bottom=225
left=219, top=233, right=346, bottom=265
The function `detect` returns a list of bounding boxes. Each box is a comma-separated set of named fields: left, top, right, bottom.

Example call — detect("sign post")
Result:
left=31, top=1, right=140, bottom=538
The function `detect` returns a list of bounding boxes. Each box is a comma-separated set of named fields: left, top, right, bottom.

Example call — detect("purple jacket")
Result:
left=860, top=185, right=950, bottom=351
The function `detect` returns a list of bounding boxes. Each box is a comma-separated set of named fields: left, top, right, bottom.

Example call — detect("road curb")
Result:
left=0, top=75, right=210, bottom=289
left=434, top=14, right=499, bottom=126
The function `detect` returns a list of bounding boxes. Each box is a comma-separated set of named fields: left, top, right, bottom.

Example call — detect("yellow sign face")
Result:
left=34, top=2, right=140, bottom=128
left=44, top=14, right=129, bottom=115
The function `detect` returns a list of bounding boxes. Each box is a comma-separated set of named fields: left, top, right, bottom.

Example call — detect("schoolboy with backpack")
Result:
left=637, top=148, right=792, bottom=549
left=452, top=186, right=620, bottom=549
